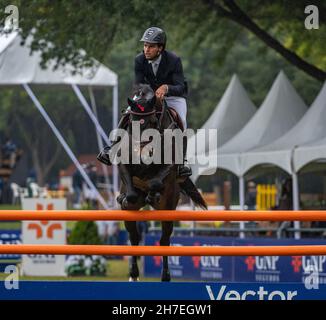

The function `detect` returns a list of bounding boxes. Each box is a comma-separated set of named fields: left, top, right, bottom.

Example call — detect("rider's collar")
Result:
left=148, top=53, right=162, bottom=65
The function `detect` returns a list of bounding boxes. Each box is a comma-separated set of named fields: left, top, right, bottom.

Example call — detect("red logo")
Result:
left=27, top=204, right=62, bottom=239
left=191, top=241, right=201, bottom=268
left=245, top=256, right=256, bottom=271
left=291, top=256, right=302, bottom=273
left=153, top=241, right=161, bottom=266
left=136, top=103, right=145, bottom=112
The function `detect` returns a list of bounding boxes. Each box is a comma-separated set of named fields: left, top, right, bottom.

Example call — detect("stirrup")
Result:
left=97, top=143, right=116, bottom=166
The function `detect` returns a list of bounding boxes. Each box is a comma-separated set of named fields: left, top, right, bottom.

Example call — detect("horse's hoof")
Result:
left=145, top=192, right=160, bottom=206
left=116, top=193, right=126, bottom=205
left=148, top=179, right=164, bottom=191
left=121, top=199, right=129, bottom=209
left=161, top=270, right=171, bottom=282
left=126, top=192, right=138, bottom=203
left=129, top=277, right=140, bottom=282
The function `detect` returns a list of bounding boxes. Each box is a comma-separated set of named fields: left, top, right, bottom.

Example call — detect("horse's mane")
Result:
left=132, top=84, right=155, bottom=101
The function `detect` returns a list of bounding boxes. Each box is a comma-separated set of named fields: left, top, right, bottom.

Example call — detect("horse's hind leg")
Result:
left=160, top=221, right=173, bottom=282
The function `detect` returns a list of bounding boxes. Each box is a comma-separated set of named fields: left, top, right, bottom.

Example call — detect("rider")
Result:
left=98, top=26, right=192, bottom=177
left=135, top=26, right=191, bottom=177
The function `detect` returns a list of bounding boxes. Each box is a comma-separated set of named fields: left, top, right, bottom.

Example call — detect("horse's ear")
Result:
left=128, top=98, right=136, bottom=109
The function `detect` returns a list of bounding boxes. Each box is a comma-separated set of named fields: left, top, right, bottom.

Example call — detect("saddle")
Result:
left=154, top=100, right=184, bottom=131
left=166, top=107, right=184, bottom=132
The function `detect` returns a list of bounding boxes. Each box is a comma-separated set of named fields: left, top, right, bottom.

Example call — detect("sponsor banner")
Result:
left=0, top=230, right=21, bottom=260
left=144, top=235, right=326, bottom=283
left=144, top=235, right=233, bottom=281
left=234, top=238, right=326, bottom=284
left=0, top=281, right=325, bottom=300
left=21, top=198, right=67, bottom=276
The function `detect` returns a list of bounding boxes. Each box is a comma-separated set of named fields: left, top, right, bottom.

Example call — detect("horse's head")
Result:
left=126, top=84, right=161, bottom=163
left=127, top=84, right=158, bottom=131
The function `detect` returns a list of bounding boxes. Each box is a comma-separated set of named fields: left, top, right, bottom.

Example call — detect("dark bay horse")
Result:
left=115, top=84, right=207, bottom=281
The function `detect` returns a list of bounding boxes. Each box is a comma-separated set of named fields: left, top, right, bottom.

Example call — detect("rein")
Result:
left=127, top=109, right=156, bottom=116
left=127, top=99, right=178, bottom=139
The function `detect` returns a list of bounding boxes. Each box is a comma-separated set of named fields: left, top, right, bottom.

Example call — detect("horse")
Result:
left=114, top=84, right=207, bottom=281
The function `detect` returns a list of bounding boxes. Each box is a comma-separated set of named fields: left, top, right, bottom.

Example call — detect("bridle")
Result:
left=126, top=88, right=178, bottom=155
left=126, top=95, right=166, bottom=133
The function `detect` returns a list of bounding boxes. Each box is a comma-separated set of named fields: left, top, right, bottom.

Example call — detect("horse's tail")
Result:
left=179, top=178, right=207, bottom=210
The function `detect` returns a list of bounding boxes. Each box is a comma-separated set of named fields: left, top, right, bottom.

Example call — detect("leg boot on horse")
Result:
left=124, top=221, right=141, bottom=281
left=178, top=136, right=192, bottom=177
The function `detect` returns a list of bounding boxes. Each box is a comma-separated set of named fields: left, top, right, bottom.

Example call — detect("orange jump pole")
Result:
left=1, top=244, right=326, bottom=256
left=0, top=210, right=326, bottom=221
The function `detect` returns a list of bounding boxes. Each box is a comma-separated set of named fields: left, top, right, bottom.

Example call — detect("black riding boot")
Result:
left=97, top=113, right=129, bottom=166
left=178, top=137, right=192, bottom=177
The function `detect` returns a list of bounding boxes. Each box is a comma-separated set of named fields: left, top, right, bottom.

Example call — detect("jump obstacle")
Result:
left=1, top=209, right=326, bottom=300
left=1, top=209, right=326, bottom=256
left=0, top=244, right=326, bottom=256
left=1, top=209, right=326, bottom=221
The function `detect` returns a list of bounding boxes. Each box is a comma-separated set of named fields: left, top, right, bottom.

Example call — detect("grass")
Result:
left=0, top=204, right=22, bottom=210
left=0, top=259, right=161, bottom=282
left=0, top=204, right=22, bottom=229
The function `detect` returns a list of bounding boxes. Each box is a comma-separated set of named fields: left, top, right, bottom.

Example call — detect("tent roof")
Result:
left=191, top=74, right=256, bottom=149
left=0, top=32, right=117, bottom=87
left=189, top=74, right=256, bottom=180
left=241, top=80, right=326, bottom=174
left=196, top=71, right=308, bottom=177
left=294, top=134, right=326, bottom=172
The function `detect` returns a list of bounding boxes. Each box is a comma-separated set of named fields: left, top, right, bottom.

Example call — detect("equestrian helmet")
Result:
left=140, top=27, right=166, bottom=48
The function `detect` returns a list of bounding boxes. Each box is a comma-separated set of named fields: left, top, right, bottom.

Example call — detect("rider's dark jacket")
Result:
left=134, top=50, right=187, bottom=98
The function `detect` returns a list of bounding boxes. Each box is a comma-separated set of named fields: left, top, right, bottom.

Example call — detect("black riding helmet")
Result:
left=140, top=27, right=167, bottom=49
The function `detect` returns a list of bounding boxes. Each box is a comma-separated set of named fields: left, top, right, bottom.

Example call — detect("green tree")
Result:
left=0, top=1, right=324, bottom=183
left=1, top=0, right=324, bottom=80
left=0, top=86, right=112, bottom=185
left=68, top=221, right=103, bottom=245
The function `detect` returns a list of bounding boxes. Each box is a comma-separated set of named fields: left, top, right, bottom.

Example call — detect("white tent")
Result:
left=190, top=74, right=256, bottom=179
left=294, top=135, right=326, bottom=172
left=0, top=32, right=117, bottom=86
left=197, top=71, right=308, bottom=178
left=238, top=80, right=325, bottom=238
left=292, top=83, right=326, bottom=172
left=0, top=31, right=119, bottom=208
left=241, top=81, right=326, bottom=175
left=195, top=71, right=308, bottom=239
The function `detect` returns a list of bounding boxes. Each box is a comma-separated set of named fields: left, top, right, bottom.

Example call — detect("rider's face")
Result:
left=143, top=42, right=162, bottom=60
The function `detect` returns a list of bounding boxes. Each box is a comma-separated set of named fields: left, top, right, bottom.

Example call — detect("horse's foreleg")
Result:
left=160, top=221, right=173, bottom=282
left=146, top=165, right=174, bottom=206
left=125, top=221, right=141, bottom=281
left=119, top=164, right=138, bottom=204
